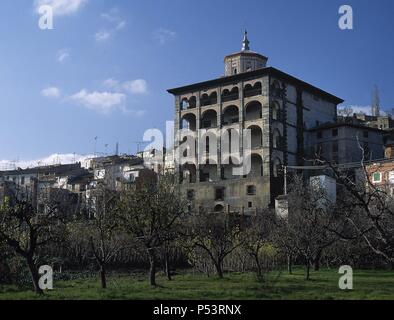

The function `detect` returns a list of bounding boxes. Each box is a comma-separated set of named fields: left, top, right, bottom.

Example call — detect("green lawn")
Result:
left=1, top=268, right=393, bottom=300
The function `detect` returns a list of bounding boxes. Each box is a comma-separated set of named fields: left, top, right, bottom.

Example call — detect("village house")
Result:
left=366, top=145, right=394, bottom=196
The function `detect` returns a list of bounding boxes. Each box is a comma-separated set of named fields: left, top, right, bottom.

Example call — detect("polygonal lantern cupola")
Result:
left=224, top=31, right=268, bottom=76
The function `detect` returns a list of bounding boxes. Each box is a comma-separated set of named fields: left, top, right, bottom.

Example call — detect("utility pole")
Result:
left=115, top=142, right=119, bottom=156
left=283, top=165, right=287, bottom=195
left=94, top=136, right=98, bottom=158
left=133, top=141, right=148, bottom=154
left=371, top=85, right=380, bottom=117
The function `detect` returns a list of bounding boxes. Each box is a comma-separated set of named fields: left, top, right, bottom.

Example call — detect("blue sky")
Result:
left=0, top=0, right=393, bottom=166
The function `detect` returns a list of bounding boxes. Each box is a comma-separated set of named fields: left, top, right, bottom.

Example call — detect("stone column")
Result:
left=239, top=82, right=245, bottom=168
left=217, top=88, right=223, bottom=180
left=196, top=93, right=201, bottom=183
left=174, top=96, right=182, bottom=183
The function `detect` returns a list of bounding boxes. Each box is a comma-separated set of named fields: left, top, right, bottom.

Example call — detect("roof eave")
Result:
left=167, top=67, right=344, bottom=105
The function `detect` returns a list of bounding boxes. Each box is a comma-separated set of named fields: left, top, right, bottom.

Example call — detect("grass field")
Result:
left=1, top=268, right=393, bottom=300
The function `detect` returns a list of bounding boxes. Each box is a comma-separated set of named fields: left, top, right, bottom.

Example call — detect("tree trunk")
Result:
left=254, top=255, right=262, bottom=278
left=100, top=264, right=107, bottom=289
left=165, top=256, right=171, bottom=281
left=305, top=260, right=311, bottom=280
left=26, top=256, right=43, bottom=295
left=314, top=250, right=322, bottom=271
left=214, top=261, right=224, bottom=279
left=148, top=248, right=157, bottom=287
left=164, top=247, right=172, bottom=281
left=287, top=254, right=293, bottom=275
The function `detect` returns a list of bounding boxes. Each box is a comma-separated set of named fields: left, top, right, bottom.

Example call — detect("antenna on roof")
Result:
left=94, top=136, right=98, bottom=158
left=133, top=141, right=148, bottom=154
left=371, top=85, right=380, bottom=117
left=115, top=142, right=119, bottom=156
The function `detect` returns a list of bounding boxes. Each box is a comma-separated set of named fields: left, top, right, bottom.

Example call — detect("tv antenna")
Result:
left=133, top=141, right=148, bottom=154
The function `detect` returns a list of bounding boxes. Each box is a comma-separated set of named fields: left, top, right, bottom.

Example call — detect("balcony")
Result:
left=244, top=89, right=262, bottom=98
left=200, top=92, right=218, bottom=107
left=222, top=118, right=239, bottom=126
left=222, top=93, right=239, bottom=103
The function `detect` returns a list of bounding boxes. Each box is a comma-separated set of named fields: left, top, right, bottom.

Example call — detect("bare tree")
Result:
left=338, top=106, right=354, bottom=118
left=186, top=210, right=243, bottom=279
left=324, top=160, right=394, bottom=269
left=0, top=192, right=68, bottom=294
left=81, top=183, right=126, bottom=289
left=241, top=211, right=273, bottom=279
left=273, top=175, right=338, bottom=280
left=117, top=173, right=186, bottom=287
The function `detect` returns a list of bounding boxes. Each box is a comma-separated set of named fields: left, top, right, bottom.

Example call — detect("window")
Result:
left=203, top=120, right=211, bottom=128
left=205, top=137, right=210, bottom=153
left=248, top=202, right=253, bottom=208
left=332, top=141, right=339, bottom=153
left=220, top=167, right=225, bottom=180
left=332, top=129, right=338, bottom=137
left=372, top=172, right=382, bottom=183
left=215, top=187, right=225, bottom=201
left=273, top=159, right=282, bottom=177
left=247, top=185, right=256, bottom=195
left=21, top=177, right=25, bottom=185
left=317, top=131, right=323, bottom=139
left=388, top=171, right=394, bottom=184
left=273, top=130, right=282, bottom=149
left=187, top=189, right=195, bottom=201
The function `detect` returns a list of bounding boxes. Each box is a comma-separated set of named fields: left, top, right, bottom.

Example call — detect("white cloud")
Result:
left=100, top=7, right=121, bottom=22
left=41, top=86, right=61, bottom=98
left=102, top=78, right=148, bottom=95
left=95, top=8, right=126, bottom=42
left=124, top=109, right=146, bottom=117
left=102, top=78, right=120, bottom=89
left=0, top=153, right=93, bottom=170
left=57, top=48, right=70, bottom=63
left=95, top=30, right=111, bottom=42
left=153, top=28, right=176, bottom=45
left=123, top=79, right=148, bottom=95
left=34, top=0, right=88, bottom=16
left=71, top=89, right=126, bottom=114
left=115, top=20, right=126, bottom=31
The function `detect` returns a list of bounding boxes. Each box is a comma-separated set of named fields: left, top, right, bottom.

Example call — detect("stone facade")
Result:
left=168, top=39, right=343, bottom=213
left=305, top=123, right=385, bottom=164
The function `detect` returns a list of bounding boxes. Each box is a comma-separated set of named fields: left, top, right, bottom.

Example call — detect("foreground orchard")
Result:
left=1, top=269, right=393, bottom=300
